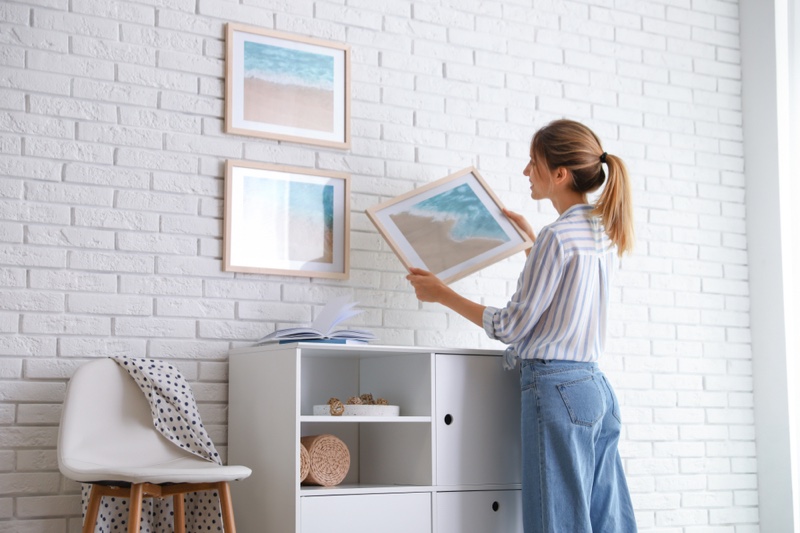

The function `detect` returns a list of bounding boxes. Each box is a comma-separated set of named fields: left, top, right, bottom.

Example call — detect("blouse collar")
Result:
left=558, top=203, right=593, bottom=220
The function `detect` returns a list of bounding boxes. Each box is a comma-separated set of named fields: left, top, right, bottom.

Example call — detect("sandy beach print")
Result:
left=390, top=212, right=505, bottom=274
left=242, top=41, right=335, bottom=133
left=241, top=175, right=334, bottom=264
left=389, top=182, right=510, bottom=274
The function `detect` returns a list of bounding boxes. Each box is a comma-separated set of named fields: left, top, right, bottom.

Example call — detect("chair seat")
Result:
left=61, top=454, right=252, bottom=485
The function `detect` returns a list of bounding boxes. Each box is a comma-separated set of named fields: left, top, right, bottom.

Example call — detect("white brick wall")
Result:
left=0, top=0, right=757, bottom=531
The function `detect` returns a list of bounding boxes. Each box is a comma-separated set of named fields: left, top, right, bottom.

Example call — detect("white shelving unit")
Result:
left=228, top=343, right=522, bottom=533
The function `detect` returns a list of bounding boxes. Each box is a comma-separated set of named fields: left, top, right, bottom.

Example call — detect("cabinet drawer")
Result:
left=301, top=492, right=432, bottom=533
left=436, top=490, right=522, bottom=533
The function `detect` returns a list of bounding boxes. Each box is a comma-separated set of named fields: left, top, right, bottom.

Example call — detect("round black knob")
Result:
left=444, top=414, right=453, bottom=425
left=492, top=501, right=499, bottom=512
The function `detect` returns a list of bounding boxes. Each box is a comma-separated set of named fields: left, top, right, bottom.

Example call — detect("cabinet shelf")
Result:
left=300, top=484, right=434, bottom=496
left=299, top=483, right=522, bottom=496
left=300, top=415, right=431, bottom=423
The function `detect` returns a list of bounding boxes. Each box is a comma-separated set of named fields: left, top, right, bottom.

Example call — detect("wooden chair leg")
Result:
left=173, top=492, right=185, bottom=533
left=82, top=484, right=103, bottom=533
left=217, top=482, right=236, bottom=533
left=128, top=483, right=144, bottom=533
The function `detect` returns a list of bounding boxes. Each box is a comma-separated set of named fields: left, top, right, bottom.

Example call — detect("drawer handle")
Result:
left=492, top=501, right=499, bottom=512
left=444, top=414, right=453, bottom=425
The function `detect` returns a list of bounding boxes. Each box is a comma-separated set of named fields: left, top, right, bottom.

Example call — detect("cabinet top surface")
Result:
left=229, top=343, right=504, bottom=357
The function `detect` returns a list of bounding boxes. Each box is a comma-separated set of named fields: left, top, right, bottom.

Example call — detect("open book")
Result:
left=255, top=297, right=376, bottom=345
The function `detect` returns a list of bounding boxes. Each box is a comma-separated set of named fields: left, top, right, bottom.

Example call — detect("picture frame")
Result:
left=224, top=23, right=351, bottom=149
left=366, top=167, right=533, bottom=284
left=223, top=160, right=350, bottom=279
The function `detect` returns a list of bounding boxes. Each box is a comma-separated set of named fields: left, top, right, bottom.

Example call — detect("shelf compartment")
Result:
left=300, top=352, right=432, bottom=417
left=301, top=422, right=433, bottom=487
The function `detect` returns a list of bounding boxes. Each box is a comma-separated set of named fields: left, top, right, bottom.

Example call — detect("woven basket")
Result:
left=300, top=434, right=350, bottom=486
left=299, top=442, right=310, bottom=483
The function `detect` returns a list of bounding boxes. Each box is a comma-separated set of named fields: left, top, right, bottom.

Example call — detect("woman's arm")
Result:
left=405, top=267, right=485, bottom=327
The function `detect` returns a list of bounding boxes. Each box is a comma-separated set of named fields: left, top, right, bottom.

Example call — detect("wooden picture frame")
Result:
left=224, top=23, right=351, bottom=149
left=224, top=160, right=350, bottom=279
left=366, top=167, right=533, bottom=284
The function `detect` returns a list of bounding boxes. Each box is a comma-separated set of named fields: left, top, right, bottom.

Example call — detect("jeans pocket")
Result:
left=557, top=376, right=604, bottom=427
left=602, top=375, right=622, bottom=424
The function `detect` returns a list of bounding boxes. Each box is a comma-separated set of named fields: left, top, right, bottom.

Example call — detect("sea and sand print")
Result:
left=239, top=173, right=334, bottom=265
left=243, top=40, right=335, bottom=133
left=389, top=182, right=510, bottom=275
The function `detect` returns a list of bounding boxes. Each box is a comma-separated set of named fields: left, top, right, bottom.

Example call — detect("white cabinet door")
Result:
left=437, top=490, right=522, bottom=533
left=435, top=354, right=521, bottom=486
left=301, top=493, right=432, bottom=533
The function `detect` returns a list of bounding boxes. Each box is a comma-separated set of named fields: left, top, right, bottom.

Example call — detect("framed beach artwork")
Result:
left=366, top=167, right=533, bottom=284
left=225, top=23, right=351, bottom=149
left=223, top=160, right=350, bottom=279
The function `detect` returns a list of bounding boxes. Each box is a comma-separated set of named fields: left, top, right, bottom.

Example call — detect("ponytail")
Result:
left=592, top=153, right=634, bottom=256
left=531, top=119, right=635, bottom=256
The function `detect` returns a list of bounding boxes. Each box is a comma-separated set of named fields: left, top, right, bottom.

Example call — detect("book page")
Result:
left=311, top=296, right=361, bottom=336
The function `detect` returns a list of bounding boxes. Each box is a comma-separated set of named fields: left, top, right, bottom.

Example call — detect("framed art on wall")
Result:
left=224, top=23, right=351, bottom=149
left=366, top=167, right=533, bottom=284
left=224, top=160, right=350, bottom=279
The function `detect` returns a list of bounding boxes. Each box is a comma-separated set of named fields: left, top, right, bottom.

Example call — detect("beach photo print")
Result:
left=367, top=167, right=533, bottom=284
left=225, top=24, right=351, bottom=149
left=223, top=160, right=350, bottom=279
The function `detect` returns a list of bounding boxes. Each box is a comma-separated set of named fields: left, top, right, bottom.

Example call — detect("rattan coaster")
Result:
left=300, top=434, right=350, bottom=486
left=300, top=442, right=310, bottom=483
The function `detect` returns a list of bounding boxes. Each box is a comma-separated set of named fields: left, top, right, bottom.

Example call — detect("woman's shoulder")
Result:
left=546, top=208, right=594, bottom=236
left=546, top=208, right=611, bottom=255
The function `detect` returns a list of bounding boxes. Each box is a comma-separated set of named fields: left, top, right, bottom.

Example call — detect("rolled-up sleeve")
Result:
left=482, top=305, right=501, bottom=339
left=485, top=228, right=565, bottom=346
left=484, top=307, right=519, bottom=369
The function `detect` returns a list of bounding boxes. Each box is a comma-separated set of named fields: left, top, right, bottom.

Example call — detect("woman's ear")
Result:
left=552, top=166, right=571, bottom=187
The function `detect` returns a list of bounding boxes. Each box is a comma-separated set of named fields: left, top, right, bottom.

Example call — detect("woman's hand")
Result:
left=503, top=208, right=535, bottom=242
left=406, top=267, right=449, bottom=303
left=503, top=208, right=535, bottom=257
left=406, top=267, right=487, bottom=327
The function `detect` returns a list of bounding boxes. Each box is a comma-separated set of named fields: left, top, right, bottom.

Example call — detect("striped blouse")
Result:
left=482, top=204, right=617, bottom=366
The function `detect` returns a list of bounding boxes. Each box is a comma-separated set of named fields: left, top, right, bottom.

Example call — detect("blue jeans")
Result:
left=521, top=359, right=637, bottom=533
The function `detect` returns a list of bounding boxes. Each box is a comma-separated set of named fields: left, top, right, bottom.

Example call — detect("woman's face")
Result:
left=524, top=150, right=553, bottom=201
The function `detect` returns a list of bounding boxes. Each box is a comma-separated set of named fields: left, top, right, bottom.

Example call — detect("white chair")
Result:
left=57, top=358, right=252, bottom=533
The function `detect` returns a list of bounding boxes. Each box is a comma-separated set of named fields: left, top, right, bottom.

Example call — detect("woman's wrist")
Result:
left=440, top=288, right=486, bottom=327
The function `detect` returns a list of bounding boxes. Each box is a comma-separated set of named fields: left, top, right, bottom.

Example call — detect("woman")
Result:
left=407, top=119, right=637, bottom=532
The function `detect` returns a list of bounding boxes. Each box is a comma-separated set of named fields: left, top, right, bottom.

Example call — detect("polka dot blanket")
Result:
left=80, top=357, right=225, bottom=532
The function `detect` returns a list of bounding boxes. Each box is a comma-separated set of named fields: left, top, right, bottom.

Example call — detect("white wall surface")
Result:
left=741, top=0, right=800, bottom=530
left=788, top=2, right=800, bottom=523
left=0, top=0, right=758, bottom=531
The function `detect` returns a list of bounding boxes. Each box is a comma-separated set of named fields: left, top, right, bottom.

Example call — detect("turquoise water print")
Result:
left=242, top=175, right=334, bottom=263
left=243, top=176, right=333, bottom=229
left=409, top=183, right=509, bottom=242
left=244, top=41, right=334, bottom=91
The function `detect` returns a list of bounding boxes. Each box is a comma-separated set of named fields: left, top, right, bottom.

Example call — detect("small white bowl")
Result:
left=313, top=404, right=400, bottom=416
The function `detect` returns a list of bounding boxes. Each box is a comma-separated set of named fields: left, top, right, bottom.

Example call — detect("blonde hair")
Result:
left=531, top=119, right=634, bottom=256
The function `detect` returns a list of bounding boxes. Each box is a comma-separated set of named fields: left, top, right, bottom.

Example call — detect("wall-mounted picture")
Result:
left=225, top=23, right=351, bottom=149
left=224, top=160, right=350, bottom=279
left=366, top=167, right=533, bottom=284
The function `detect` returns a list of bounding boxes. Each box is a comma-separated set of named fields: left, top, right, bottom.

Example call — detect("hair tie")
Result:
left=599, top=152, right=608, bottom=164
